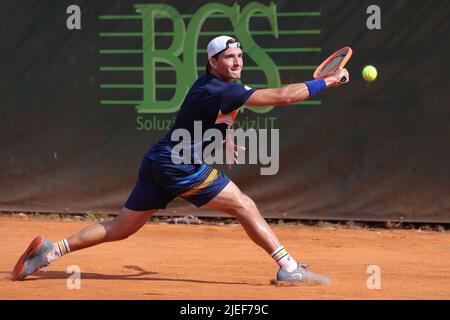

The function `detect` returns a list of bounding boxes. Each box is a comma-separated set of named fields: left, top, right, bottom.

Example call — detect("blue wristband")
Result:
left=305, top=78, right=327, bottom=97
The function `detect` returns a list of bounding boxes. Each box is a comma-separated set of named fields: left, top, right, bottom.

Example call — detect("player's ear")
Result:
left=209, top=57, right=218, bottom=70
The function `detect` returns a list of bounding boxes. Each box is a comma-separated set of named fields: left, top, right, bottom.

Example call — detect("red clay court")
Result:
left=1, top=215, right=449, bottom=300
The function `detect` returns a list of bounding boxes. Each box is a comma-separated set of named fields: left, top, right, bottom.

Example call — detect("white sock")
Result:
left=46, top=239, right=71, bottom=264
left=271, top=246, right=298, bottom=272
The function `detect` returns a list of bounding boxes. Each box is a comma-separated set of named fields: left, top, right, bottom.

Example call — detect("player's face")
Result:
left=213, top=47, right=243, bottom=81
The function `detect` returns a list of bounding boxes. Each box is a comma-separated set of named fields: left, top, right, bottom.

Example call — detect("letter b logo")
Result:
left=134, top=3, right=280, bottom=114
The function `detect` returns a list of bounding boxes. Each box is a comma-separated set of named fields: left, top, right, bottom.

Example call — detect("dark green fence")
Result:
left=1, top=0, right=449, bottom=222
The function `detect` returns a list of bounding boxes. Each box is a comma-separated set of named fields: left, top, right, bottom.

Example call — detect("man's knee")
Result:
left=109, top=208, right=155, bottom=238
left=228, top=193, right=257, bottom=217
left=103, top=216, right=136, bottom=241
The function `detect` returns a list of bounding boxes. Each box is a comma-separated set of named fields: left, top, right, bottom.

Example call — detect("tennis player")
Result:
left=12, top=36, right=349, bottom=285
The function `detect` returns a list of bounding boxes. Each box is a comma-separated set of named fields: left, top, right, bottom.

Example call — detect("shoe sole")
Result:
left=270, top=276, right=330, bottom=287
left=11, top=236, right=45, bottom=281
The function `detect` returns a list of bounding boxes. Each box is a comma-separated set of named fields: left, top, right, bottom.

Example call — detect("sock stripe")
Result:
left=271, top=245, right=298, bottom=271
left=273, top=249, right=288, bottom=261
left=271, top=246, right=285, bottom=257
left=276, top=253, right=289, bottom=262
left=58, top=241, right=67, bottom=255
left=62, top=239, right=70, bottom=254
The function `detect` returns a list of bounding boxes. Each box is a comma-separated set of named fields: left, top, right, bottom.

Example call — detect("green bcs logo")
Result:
left=100, top=2, right=321, bottom=114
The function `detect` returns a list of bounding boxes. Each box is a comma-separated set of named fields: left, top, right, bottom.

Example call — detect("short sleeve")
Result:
left=220, top=82, right=256, bottom=114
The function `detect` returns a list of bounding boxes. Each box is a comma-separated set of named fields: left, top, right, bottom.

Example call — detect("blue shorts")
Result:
left=124, top=156, right=230, bottom=211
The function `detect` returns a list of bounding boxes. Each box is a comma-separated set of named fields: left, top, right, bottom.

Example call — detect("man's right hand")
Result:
left=324, top=68, right=350, bottom=87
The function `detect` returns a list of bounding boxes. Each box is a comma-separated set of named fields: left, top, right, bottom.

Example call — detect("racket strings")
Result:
left=318, top=53, right=346, bottom=76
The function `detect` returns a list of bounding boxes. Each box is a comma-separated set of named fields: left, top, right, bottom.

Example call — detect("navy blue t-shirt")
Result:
left=146, top=73, right=256, bottom=162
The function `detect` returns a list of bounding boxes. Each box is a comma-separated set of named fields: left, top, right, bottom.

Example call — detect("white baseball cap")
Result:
left=207, top=35, right=241, bottom=58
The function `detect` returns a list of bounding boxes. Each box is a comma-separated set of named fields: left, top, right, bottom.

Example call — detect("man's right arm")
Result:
left=244, top=68, right=349, bottom=107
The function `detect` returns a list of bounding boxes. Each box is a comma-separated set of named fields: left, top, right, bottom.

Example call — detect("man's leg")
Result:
left=11, top=207, right=156, bottom=280
left=66, top=207, right=157, bottom=252
left=204, top=180, right=330, bottom=285
left=204, top=181, right=280, bottom=254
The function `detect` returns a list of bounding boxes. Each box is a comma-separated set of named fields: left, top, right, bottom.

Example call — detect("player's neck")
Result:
left=210, top=70, right=235, bottom=83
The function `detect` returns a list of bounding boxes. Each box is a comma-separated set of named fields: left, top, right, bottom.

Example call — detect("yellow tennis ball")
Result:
left=362, top=65, right=377, bottom=82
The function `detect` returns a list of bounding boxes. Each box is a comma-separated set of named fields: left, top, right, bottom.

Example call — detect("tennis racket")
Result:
left=313, top=46, right=352, bottom=83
